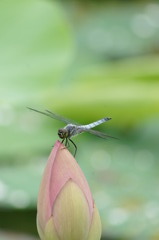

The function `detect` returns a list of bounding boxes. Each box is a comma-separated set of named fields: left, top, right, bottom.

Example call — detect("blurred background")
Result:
left=0, top=0, right=159, bottom=239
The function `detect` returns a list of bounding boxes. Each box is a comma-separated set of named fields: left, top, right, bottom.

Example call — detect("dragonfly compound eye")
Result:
left=58, top=129, right=67, bottom=139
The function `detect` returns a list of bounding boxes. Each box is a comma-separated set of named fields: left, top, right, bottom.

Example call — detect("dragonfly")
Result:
left=28, top=107, right=117, bottom=156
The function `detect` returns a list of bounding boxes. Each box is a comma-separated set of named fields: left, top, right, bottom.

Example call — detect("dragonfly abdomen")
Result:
left=81, top=117, right=111, bottom=130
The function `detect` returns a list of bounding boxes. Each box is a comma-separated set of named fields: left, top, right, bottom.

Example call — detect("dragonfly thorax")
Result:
left=58, top=128, right=69, bottom=139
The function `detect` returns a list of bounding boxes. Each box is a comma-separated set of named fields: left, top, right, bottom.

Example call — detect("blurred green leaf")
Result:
left=0, top=0, right=74, bottom=105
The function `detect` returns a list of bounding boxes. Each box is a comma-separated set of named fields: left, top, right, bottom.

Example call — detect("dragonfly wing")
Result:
left=28, top=107, right=79, bottom=125
left=86, top=128, right=118, bottom=140
left=45, top=110, right=80, bottom=125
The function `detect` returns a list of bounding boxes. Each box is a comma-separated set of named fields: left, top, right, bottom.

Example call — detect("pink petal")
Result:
left=37, top=141, right=94, bottom=231
left=50, top=141, right=94, bottom=212
left=37, top=141, right=60, bottom=231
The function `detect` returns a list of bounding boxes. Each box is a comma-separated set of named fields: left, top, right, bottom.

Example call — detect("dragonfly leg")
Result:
left=61, top=138, right=70, bottom=149
left=66, top=138, right=70, bottom=148
left=61, top=139, right=67, bottom=151
left=69, top=138, right=77, bottom=157
left=65, top=138, right=68, bottom=148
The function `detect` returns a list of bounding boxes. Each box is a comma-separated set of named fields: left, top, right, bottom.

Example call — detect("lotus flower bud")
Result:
left=37, top=140, right=101, bottom=240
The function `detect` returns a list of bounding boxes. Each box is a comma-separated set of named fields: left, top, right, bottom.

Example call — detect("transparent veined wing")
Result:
left=86, top=128, right=118, bottom=140
left=27, top=107, right=79, bottom=125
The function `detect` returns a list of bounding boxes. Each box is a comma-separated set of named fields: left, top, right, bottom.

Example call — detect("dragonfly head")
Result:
left=58, top=128, right=68, bottom=139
